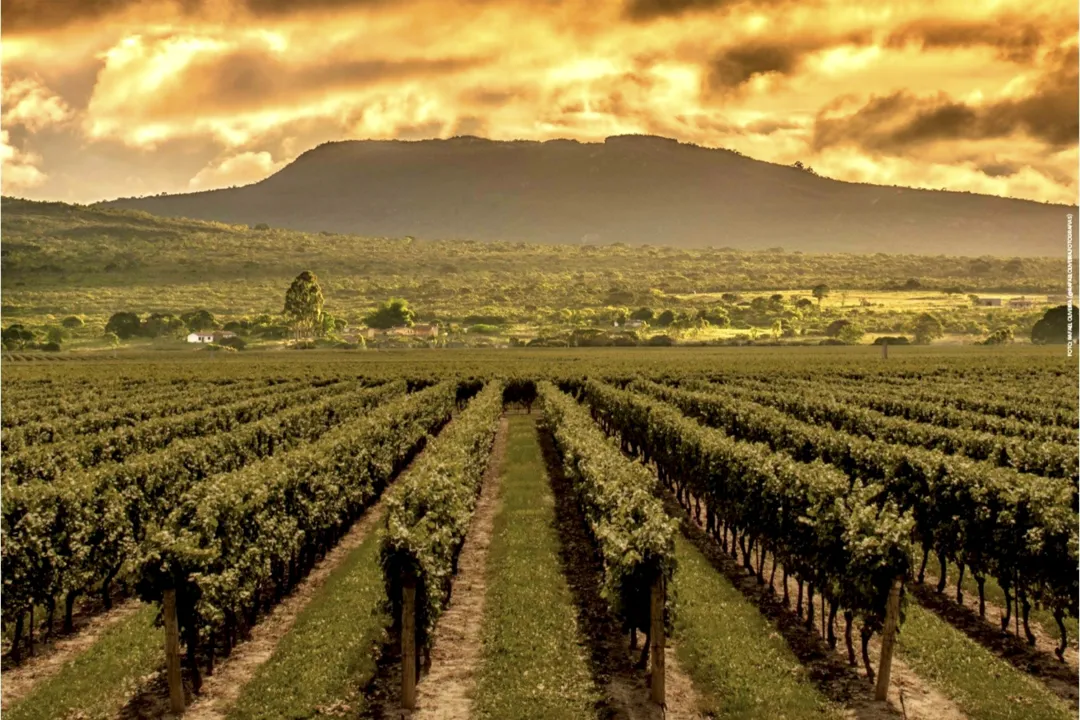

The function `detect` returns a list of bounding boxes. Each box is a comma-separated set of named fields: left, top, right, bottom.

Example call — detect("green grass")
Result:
left=473, top=415, right=600, bottom=720
left=5, top=603, right=161, bottom=720
left=227, top=520, right=389, bottom=720
left=671, top=535, right=840, bottom=719
left=897, top=602, right=1072, bottom=720
left=927, top=556, right=1078, bottom=643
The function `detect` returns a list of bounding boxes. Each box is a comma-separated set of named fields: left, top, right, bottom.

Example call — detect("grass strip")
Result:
left=671, top=535, right=840, bottom=719
left=5, top=603, right=160, bottom=720
left=473, top=415, right=600, bottom=720
left=932, top=557, right=1078, bottom=642
left=897, top=602, right=1073, bottom=720
left=227, top=524, right=388, bottom=719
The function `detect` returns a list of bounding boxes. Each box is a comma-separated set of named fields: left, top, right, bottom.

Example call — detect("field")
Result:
left=1, top=345, right=1077, bottom=720
left=1, top=198, right=1066, bottom=352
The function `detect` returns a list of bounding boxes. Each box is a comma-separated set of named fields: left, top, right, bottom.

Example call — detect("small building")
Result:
left=186, top=330, right=236, bottom=343
left=1008, top=297, right=1036, bottom=309
left=365, top=324, right=439, bottom=339
left=619, top=319, right=646, bottom=329
left=975, top=297, right=1002, bottom=307
left=1047, top=294, right=1069, bottom=304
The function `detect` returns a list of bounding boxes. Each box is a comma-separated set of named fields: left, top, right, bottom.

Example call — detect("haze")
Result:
left=2, top=0, right=1077, bottom=207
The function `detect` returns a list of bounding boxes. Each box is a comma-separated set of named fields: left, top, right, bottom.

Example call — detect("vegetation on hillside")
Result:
left=1, top=198, right=1069, bottom=350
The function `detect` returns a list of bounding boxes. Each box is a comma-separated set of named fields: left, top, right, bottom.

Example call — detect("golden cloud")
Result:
left=0, top=0, right=1076, bottom=204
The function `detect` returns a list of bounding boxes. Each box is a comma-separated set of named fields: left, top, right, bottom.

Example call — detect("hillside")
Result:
left=97, top=135, right=1073, bottom=257
left=1, top=197, right=1066, bottom=349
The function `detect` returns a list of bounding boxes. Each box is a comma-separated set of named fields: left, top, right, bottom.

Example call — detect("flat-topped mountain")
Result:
left=99, top=135, right=1072, bottom=256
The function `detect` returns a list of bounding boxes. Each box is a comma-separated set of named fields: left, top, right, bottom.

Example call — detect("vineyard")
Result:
left=1, top=347, right=1077, bottom=720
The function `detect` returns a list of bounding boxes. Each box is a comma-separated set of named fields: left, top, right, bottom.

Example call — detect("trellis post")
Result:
left=874, top=577, right=903, bottom=701
left=650, top=575, right=666, bottom=705
left=402, top=574, right=418, bottom=710
left=163, top=588, right=185, bottom=714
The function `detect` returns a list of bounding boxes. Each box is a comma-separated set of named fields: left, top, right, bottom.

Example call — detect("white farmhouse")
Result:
left=186, top=331, right=237, bottom=343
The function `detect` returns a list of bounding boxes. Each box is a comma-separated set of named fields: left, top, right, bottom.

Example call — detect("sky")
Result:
left=1, top=0, right=1077, bottom=205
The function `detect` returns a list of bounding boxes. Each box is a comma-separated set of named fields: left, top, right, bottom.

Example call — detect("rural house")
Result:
left=186, top=330, right=237, bottom=343
left=1008, top=297, right=1035, bottom=309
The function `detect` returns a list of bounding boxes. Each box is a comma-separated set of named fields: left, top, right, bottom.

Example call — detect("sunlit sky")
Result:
left=1, top=0, right=1077, bottom=204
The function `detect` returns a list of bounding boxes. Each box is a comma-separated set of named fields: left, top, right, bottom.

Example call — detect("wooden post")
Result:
left=163, top=589, right=185, bottom=715
left=402, top=575, right=418, bottom=710
left=650, top=575, right=666, bottom=705
left=874, top=577, right=903, bottom=701
left=881, top=340, right=888, bottom=359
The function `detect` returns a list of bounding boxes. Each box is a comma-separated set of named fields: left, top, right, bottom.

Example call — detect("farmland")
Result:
left=1, top=346, right=1077, bottom=720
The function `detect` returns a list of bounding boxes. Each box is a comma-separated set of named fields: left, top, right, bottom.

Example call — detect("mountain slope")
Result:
left=98, top=135, right=1073, bottom=256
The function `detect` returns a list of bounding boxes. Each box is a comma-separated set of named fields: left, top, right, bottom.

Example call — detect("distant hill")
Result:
left=97, top=135, right=1072, bottom=257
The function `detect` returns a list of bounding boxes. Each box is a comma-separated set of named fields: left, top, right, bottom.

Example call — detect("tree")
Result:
left=795, top=298, right=815, bottom=311
left=826, top=319, right=853, bottom=338
left=61, top=316, right=84, bottom=329
left=913, top=313, right=944, bottom=344
left=837, top=323, right=865, bottom=344
left=105, top=312, right=142, bottom=340
left=181, top=309, right=217, bottom=332
left=1031, top=305, right=1078, bottom=344
left=982, top=328, right=1013, bottom=345
left=45, top=326, right=65, bottom=345
left=699, top=307, right=729, bottom=327
left=364, top=298, right=415, bottom=329
left=720, top=292, right=740, bottom=304
left=812, top=284, right=830, bottom=306
left=143, top=313, right=185, bottom=338
left=1, top=324, right=36, bottom=350
left=655, top=309, right=676, bottom=328
left=283, top=271, right=325, bottom=339
left=630, top=307, right=654, bottom=322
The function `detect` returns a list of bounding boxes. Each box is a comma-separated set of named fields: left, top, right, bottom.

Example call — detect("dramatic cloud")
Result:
left=1, top=130, right=48, bottom=191
left=1, top=0, right=1076, bottom=204
left=812, top=43, right=1079, bottom=152
left=188, top=150, right=285, bottom=189
left=885, top=17, right=1047, bottom=63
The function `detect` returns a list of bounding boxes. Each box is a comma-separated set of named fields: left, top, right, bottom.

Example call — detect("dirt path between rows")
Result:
left=411, top=415, right=509, bottom=720
left=539, top=426, right=704, bottom=720
left=911, top=578, right=1078, bottom=704
left=176, top=493, right=395, bottom=720
left=1, top=598, right=144, bottom=710
left=671, top=493, right=965, bottom=720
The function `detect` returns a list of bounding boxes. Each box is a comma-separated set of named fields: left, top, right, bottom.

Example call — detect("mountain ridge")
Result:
left=98, top=135, right=1074, bottom=257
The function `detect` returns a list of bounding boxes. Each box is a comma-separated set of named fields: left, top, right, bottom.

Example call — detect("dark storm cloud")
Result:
left=812, top=44, right=1079, bottom=153
left=143, top=50, right=486, bottom=117
left=707, top=32, right=870, bottom=93
left=885, top=17, right=1046, bottom=62
left=623, top=0, right=790, bottom=20
left=0, top=0, right=404, bottom=33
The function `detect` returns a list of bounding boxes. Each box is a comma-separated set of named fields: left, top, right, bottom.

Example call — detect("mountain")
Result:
left=99, top=135, right=1072, bottom=256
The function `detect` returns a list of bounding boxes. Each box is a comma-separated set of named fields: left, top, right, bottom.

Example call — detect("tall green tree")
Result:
left=913, top=312, right=944, bottom=344
left=812, top=284, right=830, bottom=306
left=364, top=298, right=415, bottom=329
left=105, top=312, right=142, bottom=340
left=283, top=271, right=325, bottom=340
left=1031, top=305, right=1078, bottom=344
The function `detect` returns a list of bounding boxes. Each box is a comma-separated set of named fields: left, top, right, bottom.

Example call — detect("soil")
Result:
left=1, top=597, right=143, bottom=709
left=411, top=415, right=509, bottom=720
left=539, top=425, right=704, bottom=720
left=910, top=579, right=1079, bottom=704
left=670, top=491, right=964, bottom=720
left=118, top=472, right=411, bottom=720
left=174, top=492, right=395, bottom=720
